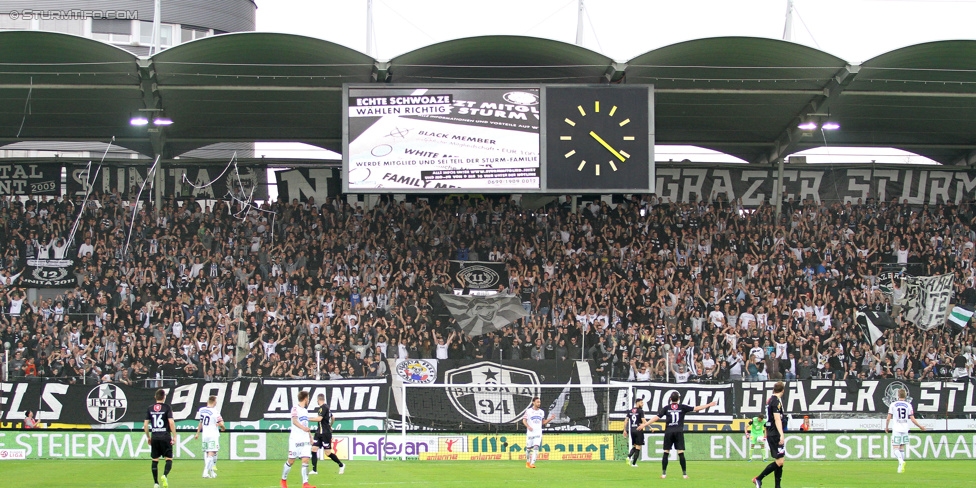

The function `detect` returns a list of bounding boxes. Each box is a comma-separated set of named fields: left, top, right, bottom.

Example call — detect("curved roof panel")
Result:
left=0, top=31, right=144, bottom=152
left=151, top=33, right=377, bottom=155
left=0, top=30, right=137, bottom=79
left=831, top=41, right=976, bottom=164
left=151, top=32, right=376, bottom=87
left=627, top=37, right=849, bottom=163
left=627, top=37, right=847, bottom=90
left=389, top=35, right=614, bottom=83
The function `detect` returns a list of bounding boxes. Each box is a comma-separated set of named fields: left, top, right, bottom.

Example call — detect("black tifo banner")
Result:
left=391, top=360, right=602, bottom=431
left=65, top=164, right=268, bottom=200
left=275, top=168, right=341, bottom=203
left=448, top=260, right=508, bottom=292
left=657, top=166, right=976, bottom=204
left=0, top=162, right=60, bottom=196
left=0, top=379, right=386, bottom=425
left=21, top=256, right=76, bottom=288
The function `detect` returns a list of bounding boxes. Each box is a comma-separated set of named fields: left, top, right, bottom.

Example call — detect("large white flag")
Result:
left=897, top=273, right=954, bottom=331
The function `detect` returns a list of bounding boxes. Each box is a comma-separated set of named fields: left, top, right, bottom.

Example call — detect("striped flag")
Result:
left=855, top=310, right=896, bottom=344
left=948, top=305, right=974, bottom=332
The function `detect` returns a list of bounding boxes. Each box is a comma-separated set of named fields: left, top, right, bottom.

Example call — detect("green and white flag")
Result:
left=948, top=305, right=974, bottom=331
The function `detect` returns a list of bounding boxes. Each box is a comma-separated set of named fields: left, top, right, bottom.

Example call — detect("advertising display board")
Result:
left=344, top=85, right=541, bottom=192
left=641, top=432, right=976, bottom=461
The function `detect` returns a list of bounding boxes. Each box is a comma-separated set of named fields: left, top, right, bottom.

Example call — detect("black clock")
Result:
left=545, top=86, right=653, bottom=191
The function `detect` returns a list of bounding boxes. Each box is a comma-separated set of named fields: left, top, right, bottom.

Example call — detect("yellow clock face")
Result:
left=546, top=86, right=650, bottom=191
left=560, top=100, right=638, bottom=176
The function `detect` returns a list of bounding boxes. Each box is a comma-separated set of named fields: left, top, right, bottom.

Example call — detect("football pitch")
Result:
left=3, top=459, right=974, bottom=488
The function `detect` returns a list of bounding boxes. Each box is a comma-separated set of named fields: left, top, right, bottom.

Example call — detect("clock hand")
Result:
left=589, top=131, right=626, bottom=162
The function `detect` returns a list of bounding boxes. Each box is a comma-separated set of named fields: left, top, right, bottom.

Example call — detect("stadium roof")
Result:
left=2, top=31, right=976, bottom=165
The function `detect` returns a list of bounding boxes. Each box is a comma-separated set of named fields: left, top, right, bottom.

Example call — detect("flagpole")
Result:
left=581, top=321, right=586, bottom=361
left=401, top=384, right=408, bottom=461
left=664, top=344, right=671, bottom=382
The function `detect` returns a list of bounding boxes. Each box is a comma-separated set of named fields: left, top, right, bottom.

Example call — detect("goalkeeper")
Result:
left=746, top=416, right=767, bottom=462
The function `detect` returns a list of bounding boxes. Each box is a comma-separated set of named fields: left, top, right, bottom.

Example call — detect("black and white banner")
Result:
left=654, top=166, right=976, bottom=205
left=52, top=162, right=976, bottom=203
left=165, top=165, right=268, bottom=200
left=20, top=237, right=76, bottom=287
left=345, top=86, right=541, bottom=191
left=20, top=257, right=76, bottom=287
left=260, top=379, right=388, bottom=420
left=898, top=273, right=954, bottom=331
left=0, top=163, right=60, bottom=196
left=66, top=164, right=150, bottom=199
left=736, top=379, right=976, bottom=416
left=0, top=379, right=387, bottom=425
left=4, top=378, right=973, bottom=426
left=275, top=168, right=341, bottom=203
left=448, top=260, right=508, bottom=293
left=66, top=164, right=268, bottom=201
left=390, top=360, right=601, bottom=431
left=878, top=271, right=897, bottom=295
left=608, top=381, right=733, bottom=421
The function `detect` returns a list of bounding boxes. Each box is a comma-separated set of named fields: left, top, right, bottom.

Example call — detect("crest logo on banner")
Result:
left=456, top=265, right=500, bottom=289
left=883, top=381, right=913, bottom=407
left=446, top=361, right=541, bottom=424
left=87, top=384, right=128, bottom=423
left=395, top=359, right=438, bottom=384
left=448, top=261, right=508, bottom=293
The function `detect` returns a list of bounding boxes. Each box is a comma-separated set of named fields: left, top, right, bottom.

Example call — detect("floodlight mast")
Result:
left=576, top=0, right=585, bottom=46
left=152, top=0, right=161, bottom=56
left=783, top=0, right=794, bottom=41
left=366, top=0, right=375, bottom=57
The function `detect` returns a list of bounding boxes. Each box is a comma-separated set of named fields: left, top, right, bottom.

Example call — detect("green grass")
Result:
left=2, top=459, right=972, bottom=487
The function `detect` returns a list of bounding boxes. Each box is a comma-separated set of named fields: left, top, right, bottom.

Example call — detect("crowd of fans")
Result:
left=0, top=189, right=974, bottom=386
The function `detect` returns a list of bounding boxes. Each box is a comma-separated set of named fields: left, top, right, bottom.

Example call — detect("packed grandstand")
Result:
left=1, top=191, right=973, bottom=386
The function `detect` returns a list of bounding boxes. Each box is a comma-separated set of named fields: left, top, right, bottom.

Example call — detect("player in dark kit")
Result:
left=144, top=389, right=177, bottom=488
left=753, top=381, right=787, bottom=488
left=624, top=398, right=652, bottom=467
left=309, top=393, right=345, bottom=475
left=644, top=392, right=718, bottom=479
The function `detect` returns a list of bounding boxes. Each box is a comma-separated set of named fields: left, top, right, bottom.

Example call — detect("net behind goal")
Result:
left=396, top=383, right=632, bottom=433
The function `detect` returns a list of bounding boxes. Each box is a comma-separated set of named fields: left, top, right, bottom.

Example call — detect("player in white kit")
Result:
left=281, top=390, right=315, bottom=488
left=884, top=388, right=925, bottom=473
left=522, top=397, right=555, bottom=469
left=194, top=395, right=224, bottom=478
